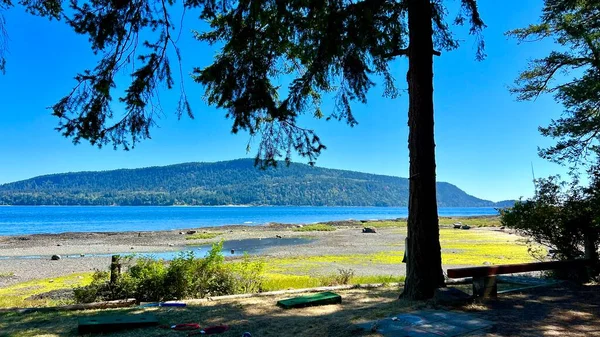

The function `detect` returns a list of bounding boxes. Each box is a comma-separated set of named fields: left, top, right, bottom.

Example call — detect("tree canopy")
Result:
left=509, top=0, right=600, bottom=167
left=0, top=0, right=483, bottom=165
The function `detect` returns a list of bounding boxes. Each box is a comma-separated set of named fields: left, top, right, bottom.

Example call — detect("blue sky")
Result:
left=0, top=1, right=570, bottom=202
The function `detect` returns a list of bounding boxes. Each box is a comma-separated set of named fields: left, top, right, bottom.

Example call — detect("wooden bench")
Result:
left=447, top=259, right=593, bottom=298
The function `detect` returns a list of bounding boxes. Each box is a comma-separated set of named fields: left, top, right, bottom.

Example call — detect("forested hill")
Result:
left=0, top=159, right=513, bottom=207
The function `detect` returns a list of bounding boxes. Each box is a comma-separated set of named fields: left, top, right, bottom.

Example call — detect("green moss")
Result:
left=261, top=273, right=405, bottom=291
left=439, top=216, right=501, bottom=228
left=0, top=272, right=94, bottom=308
left=361, top=220, right=407, bottom=229
left=185, top=232, right=223, bottom=240
left=0, top=272, right=14, bottom=278
left=292, top=224, right=336, bottom=232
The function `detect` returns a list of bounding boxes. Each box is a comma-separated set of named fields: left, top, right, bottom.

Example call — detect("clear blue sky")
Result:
left=0, top=1, right=570, bottom=202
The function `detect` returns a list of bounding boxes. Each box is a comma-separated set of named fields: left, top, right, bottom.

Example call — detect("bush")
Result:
left=74, top=241, right=266, bottom=303
left=500, top=172, right=600, bottom=280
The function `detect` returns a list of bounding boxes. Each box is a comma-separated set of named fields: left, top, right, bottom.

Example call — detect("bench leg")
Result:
left=473, top=276, right=497, bottom=298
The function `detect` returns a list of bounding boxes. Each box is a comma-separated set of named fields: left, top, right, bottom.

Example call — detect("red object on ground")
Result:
left=159, top=323, right=201, bottom=331
left=187, top=324, right=230, bottom=335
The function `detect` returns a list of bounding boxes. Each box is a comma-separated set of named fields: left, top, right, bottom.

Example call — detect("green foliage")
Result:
left=509, top=0, right=600, bottom=165
left=185, top=232, right=223, bottom=240
left=2, top=1, right=483, bottom=165
left=500, top=170, right=600, bottom=264
left=73, top=242, right=266, bottom=303
left=292, top=224, right=336, bottom=232
left=0, top=159, right=507, bottom=207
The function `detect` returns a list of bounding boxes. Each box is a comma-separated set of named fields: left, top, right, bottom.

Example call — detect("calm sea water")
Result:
left=0, top=206, right=499, bottom=236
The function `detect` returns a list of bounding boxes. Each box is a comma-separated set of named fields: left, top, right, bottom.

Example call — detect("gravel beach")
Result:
left=0, top=220, right=413, bottom=287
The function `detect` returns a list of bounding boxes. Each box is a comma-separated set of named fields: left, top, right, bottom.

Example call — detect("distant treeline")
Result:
left=0, top=159, right=514, bottom=207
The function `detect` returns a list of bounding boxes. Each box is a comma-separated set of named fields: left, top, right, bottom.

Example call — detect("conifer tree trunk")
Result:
left=402, top=0, right=445, bottom=300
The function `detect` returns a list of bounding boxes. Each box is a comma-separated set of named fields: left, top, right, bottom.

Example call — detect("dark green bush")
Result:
left=500, top=170, right=600, bottom=280
left=74, top=241, right=266, bottom=303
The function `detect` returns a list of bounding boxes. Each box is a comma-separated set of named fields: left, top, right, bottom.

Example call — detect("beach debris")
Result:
left=362, top=227, right=377, bottom=234
left=296, top=225, right=304, bottom=228
left=51, top=255, right=61, bottom=260
left=138, top=232, right=142, bottom=237
left=461, top=225, right=471, bottom=230
left=277, top=291, right=342, bottom=309
left=231, top=249, right=235, bottom=254
left=275, top=234, right=282, bottom=238
left=17, top=237, right=30, bottom=241
left=453, top=223, right=462, bottom=229
left=80, top=254, right=85, bottom=257
left=78, top=313, right=159, bottom=334
left=168, top=243, right=174, bottom=247
left=187, top=230, right=198, bottom=235
left=179, top=232, right=185, bottom=235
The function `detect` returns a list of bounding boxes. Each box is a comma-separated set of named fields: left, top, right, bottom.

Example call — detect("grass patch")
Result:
left=185, top=232, right=223, bottom=240
left=360, top=220, right=407, bottom=229
left=439, top=216, right=501, bottom=228
left=0, top=272, right=94, bottom=308
left=261, top=273, right=405, bottom=291
left=0, top=272, right=14, bottom=278
left=292, top=224, right=336, bottom=232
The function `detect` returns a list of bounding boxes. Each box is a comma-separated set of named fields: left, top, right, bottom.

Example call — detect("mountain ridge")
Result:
left=0, top=158, right=514, bottom=207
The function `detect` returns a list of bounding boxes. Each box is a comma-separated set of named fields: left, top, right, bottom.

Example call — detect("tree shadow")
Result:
left=0, top=287, right=422, bottom=337
left=459, top=283, right=600, bottom=337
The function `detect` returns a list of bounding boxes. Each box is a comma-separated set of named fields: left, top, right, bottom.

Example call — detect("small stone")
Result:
left=500, top=226, right=505, bottom=230
left=231, top=249, right=235, bottom=254
left=187, top=230, right=197, bottom=235
left=179, top=232, right=185, bottom=235
left=56, top=243, right=62, bottom=246
left=453, top=223, right=462, bottom=229
left=461, top=225, right=471, bottom=230
left=138, top=232, right=142, bottom=237
left=130, top=247, right=134, bottom=250
left=48, top=279, right=54, bottom=283
left=168, top=243, right=174, bottom=247
left=362, top=227, right=377, bottom=234
left=483, top=261, right=491, bottom=265
left=296, top=225, right=304, bottom=228
left=229, top=230, right=234, bottom=233
left=276, top=235, right=282, bottom=238
left=51, top=255, right=61, bottom=260
left=80, top=254, right=85, bottom=257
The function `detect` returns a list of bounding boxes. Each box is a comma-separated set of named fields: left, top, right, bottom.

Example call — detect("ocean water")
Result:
left=0, top=206, right=499, bottom=236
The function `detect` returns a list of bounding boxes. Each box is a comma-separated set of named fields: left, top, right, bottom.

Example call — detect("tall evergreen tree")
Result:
left=1, top=0, right=484, bottom=299
left=509, top=0, right=600, bottom=167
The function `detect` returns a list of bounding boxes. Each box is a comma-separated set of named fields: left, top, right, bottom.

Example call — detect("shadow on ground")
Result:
left=1, top=283, right=599, bottom=337
left=461, top=283, right=600, bottom=337
left=0, top=287, right=421, bottom=337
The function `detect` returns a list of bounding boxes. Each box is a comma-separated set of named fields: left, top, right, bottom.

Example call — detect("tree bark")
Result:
left=401, top=0, right=445, bottom=300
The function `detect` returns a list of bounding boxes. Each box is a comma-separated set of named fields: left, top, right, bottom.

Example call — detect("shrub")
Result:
left=500, top=171, right=600, bottom=280
left=73, top=241, right=266, bottom=303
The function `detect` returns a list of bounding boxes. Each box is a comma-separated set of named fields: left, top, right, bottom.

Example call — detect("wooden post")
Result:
left=110, top=255, right=121, bottom=286
left=473, top=276, right=497, bottom=298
